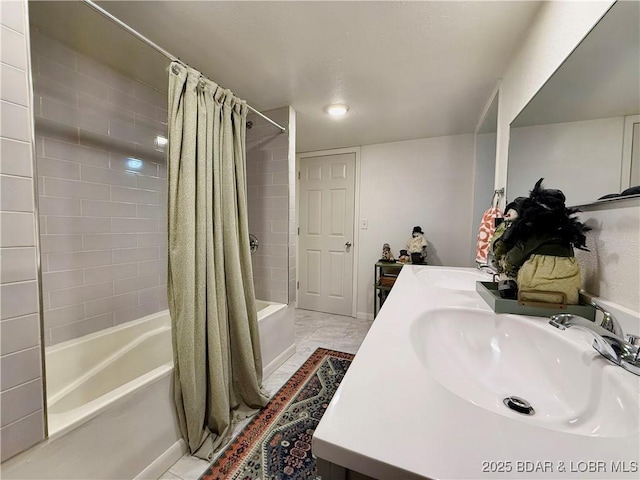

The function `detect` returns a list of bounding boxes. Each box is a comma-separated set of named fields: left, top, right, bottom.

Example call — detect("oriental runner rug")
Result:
left=199, top=348, right=354, bottom=480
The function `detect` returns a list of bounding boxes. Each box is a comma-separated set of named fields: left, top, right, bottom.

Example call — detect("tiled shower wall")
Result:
left=31, top=30, right=169, bottom=345
left=246, top=107, right=296, bottom=305
left=0, top=0, right=46, bottom=461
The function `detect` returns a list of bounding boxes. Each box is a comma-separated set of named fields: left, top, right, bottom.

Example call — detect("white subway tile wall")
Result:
left=246, top=107, right=295, bottom=305
left=0, top=0, right=46, bottom=461
left=31, top=29, right=169, bottom=346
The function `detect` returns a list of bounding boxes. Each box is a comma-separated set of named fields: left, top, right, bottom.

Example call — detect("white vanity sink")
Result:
left=314, top=265, right=640, bottom=480
left=415, top=267, right=491, bottom=291
left=410, top=307, right=639, bottom=437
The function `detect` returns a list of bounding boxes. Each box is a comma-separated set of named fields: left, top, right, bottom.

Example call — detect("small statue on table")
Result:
left=407, top=226, right=427, bottom=264
left=380, top=243, right=395, bottom=262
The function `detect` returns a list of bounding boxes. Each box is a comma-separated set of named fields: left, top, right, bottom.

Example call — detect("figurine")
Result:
left=398, top=249, right=410, bottom=263
left=407, top=226, right=427, bottom=264
left=380, top=243, right=395, bottom=262
left=490, top=197, right=526, bottom=277
left=492, top=178, right=590, bottom=304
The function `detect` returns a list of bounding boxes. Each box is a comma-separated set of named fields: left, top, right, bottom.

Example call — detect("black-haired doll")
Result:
left=492, top=178, right=590, bottom=304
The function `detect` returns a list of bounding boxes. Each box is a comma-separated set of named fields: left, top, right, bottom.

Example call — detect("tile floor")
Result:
left=160, top=308, right=373, bottom=480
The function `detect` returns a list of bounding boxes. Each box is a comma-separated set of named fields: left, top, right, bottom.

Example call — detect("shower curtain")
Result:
left=167, top=62, right=269, bottom=460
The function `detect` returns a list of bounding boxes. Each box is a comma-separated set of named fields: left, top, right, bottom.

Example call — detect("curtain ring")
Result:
left=171, top=64, right=180, bottom=75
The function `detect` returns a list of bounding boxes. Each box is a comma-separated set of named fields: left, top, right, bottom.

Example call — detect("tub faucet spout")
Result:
left=549, top=314, right=640, bottom=376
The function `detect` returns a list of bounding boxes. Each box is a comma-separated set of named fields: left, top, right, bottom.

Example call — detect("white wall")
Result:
left=357, top=134, right=475, bottom=318
left=496, top=0, right=639, bottom=314
left=508, top=117, right=624, bottom=205
left=470, top=131, right=497, bottom=264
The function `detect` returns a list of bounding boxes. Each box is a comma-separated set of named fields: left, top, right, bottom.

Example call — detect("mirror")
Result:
left=507, top=0, right=640, bottom=206
left=471, top=91, right=498, bottom=263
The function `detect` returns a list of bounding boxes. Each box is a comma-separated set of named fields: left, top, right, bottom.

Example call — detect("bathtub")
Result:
left=3, top=302, right=295, bottom=479
left=46, top=312, right=174, bottom=437
left=35, top=311, right=181, bottom=480
left=256, top=299, right=296, bottom=379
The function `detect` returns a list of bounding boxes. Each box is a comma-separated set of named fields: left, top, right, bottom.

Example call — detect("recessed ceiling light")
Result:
left=326, top=104, right=349, bottom=117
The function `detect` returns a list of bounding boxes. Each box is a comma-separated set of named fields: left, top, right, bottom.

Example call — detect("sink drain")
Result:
left=503, top=396, right=535, bottom=415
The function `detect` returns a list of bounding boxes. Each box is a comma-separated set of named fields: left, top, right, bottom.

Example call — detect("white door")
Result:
left=298, top=153, right=356, bottom=316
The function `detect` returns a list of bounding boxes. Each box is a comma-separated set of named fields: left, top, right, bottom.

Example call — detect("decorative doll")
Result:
left=398, top=249, right=410, bottom=263
left=490, top=196, right=526, bottom=277
left=380, top=243, right=395, bottom=262
left=407, top=226, right=427, bottom=264
left=491, top=178, right=590, bottom=304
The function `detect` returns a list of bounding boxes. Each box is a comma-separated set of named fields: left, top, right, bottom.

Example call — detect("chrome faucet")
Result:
left=590, top=301, right=625, bottom=337
left=476, top=263, right=498, bottom=282
left=477, top=264, right=495, bottom=272
left=549, top=312, right=640, bottom=376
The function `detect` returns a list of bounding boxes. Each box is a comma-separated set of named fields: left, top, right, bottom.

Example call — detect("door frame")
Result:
left=295, top=147, right=361, bottom=317
left=621, top=114, right=640, bottom=190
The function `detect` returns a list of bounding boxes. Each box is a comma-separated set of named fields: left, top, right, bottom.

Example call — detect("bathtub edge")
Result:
left=263, top=343, right=296, bottom=380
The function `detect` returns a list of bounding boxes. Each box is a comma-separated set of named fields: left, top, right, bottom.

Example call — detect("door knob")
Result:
left=345, top=242, right=352, bottom=249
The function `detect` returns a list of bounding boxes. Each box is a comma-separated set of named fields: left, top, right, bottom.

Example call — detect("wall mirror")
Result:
left=507, top=0, right=640, bottom=206
left=471, top=91, right=498, bottom=263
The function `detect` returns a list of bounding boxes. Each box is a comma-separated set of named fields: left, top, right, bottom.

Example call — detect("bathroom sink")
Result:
left=415, top=268, right=490, bottom=291
left=410, top=307, right=640, bottom=437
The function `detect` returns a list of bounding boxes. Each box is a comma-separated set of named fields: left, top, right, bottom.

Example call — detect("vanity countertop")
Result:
left=312, top=265, right=640, bottom=479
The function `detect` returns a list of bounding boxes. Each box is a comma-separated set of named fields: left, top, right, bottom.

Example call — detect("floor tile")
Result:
left=167, top=454, right=210, bottom=480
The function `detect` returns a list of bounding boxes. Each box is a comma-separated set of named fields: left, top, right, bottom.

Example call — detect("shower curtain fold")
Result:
left=167, top=62, right=269, bottom=460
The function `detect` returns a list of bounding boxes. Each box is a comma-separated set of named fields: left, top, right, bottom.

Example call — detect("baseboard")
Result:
left=263, top=343, right=296, bottom=379
left=357, top=312, right=374, bottom=321
left=134, top=439, right=187, bottom=480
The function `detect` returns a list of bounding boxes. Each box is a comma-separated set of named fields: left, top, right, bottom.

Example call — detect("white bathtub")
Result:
left=256, top=300, right=296, bottom=379
left=46, top=301, right=293, bottom=434
left=3, top=302, right=295, bottom=479
left=46, top=312, right=173, bottom=436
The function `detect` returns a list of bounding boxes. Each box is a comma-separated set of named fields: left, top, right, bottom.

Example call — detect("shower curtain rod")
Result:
left=81, top=0, right=287, bottom=134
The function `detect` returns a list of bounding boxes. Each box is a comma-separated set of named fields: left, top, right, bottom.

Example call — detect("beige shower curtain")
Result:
left=166, top=62, right=269, bottom=460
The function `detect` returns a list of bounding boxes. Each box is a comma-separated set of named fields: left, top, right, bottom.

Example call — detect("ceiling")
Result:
left=29, top=1, right=542, bottom=152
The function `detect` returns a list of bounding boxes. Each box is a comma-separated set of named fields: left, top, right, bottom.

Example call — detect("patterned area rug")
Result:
left=199, top=348, right=354, bottom=480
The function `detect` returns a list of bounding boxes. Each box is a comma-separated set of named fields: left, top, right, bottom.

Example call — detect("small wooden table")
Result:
left=374, top=261, right=408, bottom=317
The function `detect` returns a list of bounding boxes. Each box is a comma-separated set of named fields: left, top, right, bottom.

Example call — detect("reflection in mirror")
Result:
left=507, top=0, right=640, bottom=206
left=471, top=92, right=498, bottom=263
